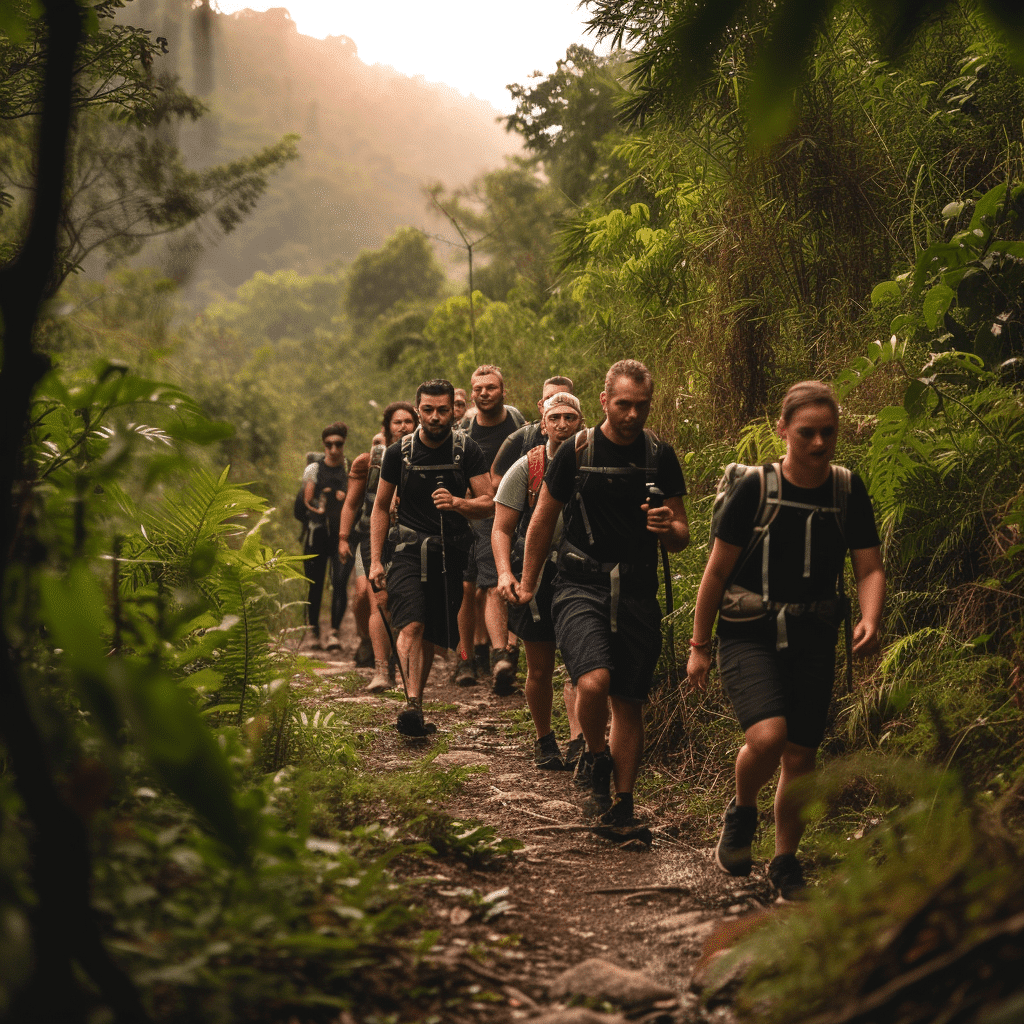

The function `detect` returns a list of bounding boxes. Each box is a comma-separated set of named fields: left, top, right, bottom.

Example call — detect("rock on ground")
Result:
left=548, top=957, right=677, bottom=1008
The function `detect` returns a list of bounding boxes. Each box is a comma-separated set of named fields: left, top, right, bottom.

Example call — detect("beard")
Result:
left=421, top=419, right=452, bottom=442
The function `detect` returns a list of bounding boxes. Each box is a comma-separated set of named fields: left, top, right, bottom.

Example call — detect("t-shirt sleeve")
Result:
left=846, top=473, right=881, bottom=550
left=495, top=455, right=529, bottom=512
left=463, top=436, right=491, bottom=480
left=714, top=471, right=761, bottom=548
left=380, top=442, right=402, bottom=486
left=544, top=437, right=578, bottom=504
left=492, top=430, right=524, bottom=477
left=656, top=444, right=687, bottom=498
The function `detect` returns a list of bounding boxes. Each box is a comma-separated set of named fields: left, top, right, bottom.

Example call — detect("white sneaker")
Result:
left=366, top=670, right=390, bottom=694
left=325, top=630, right=341, bottom=651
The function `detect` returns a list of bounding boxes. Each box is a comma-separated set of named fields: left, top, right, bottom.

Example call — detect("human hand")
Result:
left=686, top=647, right=712, bottom=691
left=644, top=503, right=673, bottom=535
left=339, top=538, right=351, bottom=562
left=852, top=619, right=880, bottom=658
left=497, top=571, right=520, bottom=604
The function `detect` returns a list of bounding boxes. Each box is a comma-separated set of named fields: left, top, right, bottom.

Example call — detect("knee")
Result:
left=577, top=670, right=610, bottom=701
left=398, top=623, right=424, bottom=647
left=781, top=744, right=817, bottom=776
left=744, top=719, right=788, bottom=760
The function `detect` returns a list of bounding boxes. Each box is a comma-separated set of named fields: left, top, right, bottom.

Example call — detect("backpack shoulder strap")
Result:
left=508, top=406, right=526, bottom=428
left=642, top=428, right=660, bottom=475
left=526, top=444, right=547, bottom=509
left=575, top=426, right=595, bottom=469
left=399, top=432, right=415, bottom=496
left=832, top=465, right=852, bottom=539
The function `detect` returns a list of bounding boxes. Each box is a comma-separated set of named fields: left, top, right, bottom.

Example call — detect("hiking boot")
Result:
left=769, top=854, right=808, bottom=902
left=366, top=664, right=390, bottom=694
left=474, top=643, right=490, bottom=677
left=582, top=750, right=613, bottom=817
left=325, top=629, right=341, bottom=651
left=354, top=637, right=374, bottom=667
left=396, top=704, right=436, bottom=737
left=308, top=626, right=322, bottom=650
left=534, top=732, right=563, bottom=770
left=563, top=735, right=586, bottom=774
left=715, top=798, right=758, bottom=877
left=599, top=793, right=636, bottom=827
left=490, top=647, right=516, bottom=695
left=573, top=750, right=594, bottom=789
left=454, top=657, right=477, bottom=687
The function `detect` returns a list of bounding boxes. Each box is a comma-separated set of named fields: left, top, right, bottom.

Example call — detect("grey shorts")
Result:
left=508, top=559, right=557, bottom=643
left=469, top=517, right=498, bottom=589
left=552, top=581, right=663, bottom=703
left=717, top=633, right=837, bottom=749
left=352, top=542, right=366, bottom=579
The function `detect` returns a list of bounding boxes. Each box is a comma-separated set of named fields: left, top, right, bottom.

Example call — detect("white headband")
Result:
left=543, top=391, right=581, bottom=415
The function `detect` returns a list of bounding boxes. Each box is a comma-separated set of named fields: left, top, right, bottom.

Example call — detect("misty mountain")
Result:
left=128, top=3, right=521, bottom=302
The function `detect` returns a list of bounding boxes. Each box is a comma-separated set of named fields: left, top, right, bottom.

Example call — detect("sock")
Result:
left=613, top=792, right=634, bottom=817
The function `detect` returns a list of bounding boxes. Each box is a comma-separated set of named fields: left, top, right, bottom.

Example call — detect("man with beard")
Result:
left=515, top=360, right=690, bottom=834
left=368, top=380, right=493, bottom=736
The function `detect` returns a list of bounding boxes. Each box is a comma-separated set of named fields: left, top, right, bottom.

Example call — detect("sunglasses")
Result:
left=324, top=440, right=345, bottom=449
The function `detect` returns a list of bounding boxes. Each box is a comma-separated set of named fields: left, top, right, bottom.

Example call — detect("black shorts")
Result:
left=508, top=559, right=557, bottom=643
left=717, top=631, right=838, bottom=748
left=552, top=581, right=663, bottom=703
left=386, top=546, right=466, bottom=651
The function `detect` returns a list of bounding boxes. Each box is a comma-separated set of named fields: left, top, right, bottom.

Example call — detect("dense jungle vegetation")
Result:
left=2, top=0, right=1024, bottom=1020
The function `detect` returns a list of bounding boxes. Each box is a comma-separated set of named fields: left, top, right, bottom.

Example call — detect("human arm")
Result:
left=303, top=476, right=322, bottom=514
left=645, top=494, right=690, bottom=552
left=685, top=537, right=743, bottom=691
left=432, top=471, right=494, bottom=520
left=368, top=477, right=396, bottom=599
left=514, top=483, right=562, bottom=605
left=337, top=458, right=369, bottom=561
left=492, top=502, right=522, bottom=603
left=850, top=546, right=885, bottom=658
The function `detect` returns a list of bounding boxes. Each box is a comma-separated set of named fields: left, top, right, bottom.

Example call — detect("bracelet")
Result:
left=689, top=638, right=711, bottom=649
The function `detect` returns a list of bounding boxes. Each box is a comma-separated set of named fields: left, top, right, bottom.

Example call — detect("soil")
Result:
left=294, top=616, right=780, bottom=1023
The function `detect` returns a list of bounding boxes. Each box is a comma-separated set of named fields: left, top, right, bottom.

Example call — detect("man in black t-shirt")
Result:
left=303, top=422, right=352, bottom=650
left=456, top=365, right=525, bottom=693
left=516, top=360, right=690, bottom=834
left=369, top=379, right=493, bottom=736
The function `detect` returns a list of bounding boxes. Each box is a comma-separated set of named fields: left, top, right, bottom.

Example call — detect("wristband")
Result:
left=689, top=638, right=711, bottom=650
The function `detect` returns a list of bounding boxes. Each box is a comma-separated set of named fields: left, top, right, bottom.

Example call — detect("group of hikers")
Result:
left=295, top=360, right=885, bottom=901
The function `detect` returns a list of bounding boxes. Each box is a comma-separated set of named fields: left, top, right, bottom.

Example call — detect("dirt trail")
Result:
left=296, top=622, right=776, bottom=1022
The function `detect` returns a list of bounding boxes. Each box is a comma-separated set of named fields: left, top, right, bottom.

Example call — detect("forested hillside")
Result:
left=3, top=0, right=1024, bottom=1021
left=118, top=2, right=522, bottom=302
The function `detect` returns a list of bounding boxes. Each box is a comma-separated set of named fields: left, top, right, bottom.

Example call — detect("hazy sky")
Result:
left=214, top=0, right=606, bottom=112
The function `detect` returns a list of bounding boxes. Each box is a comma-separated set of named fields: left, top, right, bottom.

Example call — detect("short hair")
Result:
left=544, top=375, right=574, bottom=393
left=471, top=364, right=504, bottom=385
left=453, top=387, right=467, bottom=399
left=779, top=381, right=839, bottom=425
left=322, top=421, right=348, bottom=442
left=604, top=359, right=652, bottom=395
left=415, top=378, right=455, bottom=406
left=381, top=400, right=418, bottom=440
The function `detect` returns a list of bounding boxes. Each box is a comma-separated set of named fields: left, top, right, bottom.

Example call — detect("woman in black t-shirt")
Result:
left=687, top=382, right=885, bottom=900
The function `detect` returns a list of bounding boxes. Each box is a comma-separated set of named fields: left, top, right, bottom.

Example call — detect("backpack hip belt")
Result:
left=556, top=541, right=637, bottom=633
left=389, top=523, right=441, bottom=582
left=720, top=583, right=846, bottom=648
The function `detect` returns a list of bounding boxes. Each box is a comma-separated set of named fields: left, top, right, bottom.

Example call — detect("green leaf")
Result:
left=970, top=183, right=1007, bottom=230
left=871, top=281, right=902, bottom=306
left=903, top=379, right=930, bottom=418
left=923, top=284, right=955, bottom=330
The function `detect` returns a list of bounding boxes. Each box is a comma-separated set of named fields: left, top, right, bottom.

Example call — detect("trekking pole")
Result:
left=436, top=475, right=453, bottom=656
left=370, top=579, right=410, bottom=701
left=647, top=484, right=677, bottom=685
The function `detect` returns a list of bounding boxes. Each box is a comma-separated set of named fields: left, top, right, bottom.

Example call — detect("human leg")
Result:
left=328, top=546, right=353, bottom=631
left=773, top=741, right=817, bottom=855
left=607, top=696, right=644, bottom=794
left=523, top=640, right=556, bottom=737
left=484, top=585, right=509, bottom=650
left=305, top=536, right=328, bottom=639
left=396, top=622, right=426, bottom=702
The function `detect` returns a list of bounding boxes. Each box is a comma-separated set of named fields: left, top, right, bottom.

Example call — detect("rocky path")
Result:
left=294, top=624, right=779, bottom=1023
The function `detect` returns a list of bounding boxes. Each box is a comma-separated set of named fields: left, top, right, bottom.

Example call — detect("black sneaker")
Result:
left=715, top=798, right=757, bottom=877
left=572, top=750, right=594, bottom=789
left=474, top=643, right=490, bottom=677
left=594, top=796, right=652, bottom=846
left=396, top=705, right=436, bottom=737
left=534, top=732, right=563, bottom=770
left=490, top=647, right=516, bottom=695
left=454, top=658, right=477, bottom=687
left=309, top=625, right=322, bottom=650
left=354, top=637, right=374, bottom=667
left=582, top=751, right=613, bottom=817
left=325, top=629, right=341, bottom=651
left=563, top=735, right=586, bottom=774
left=768, top=854, right=808, bottom=902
